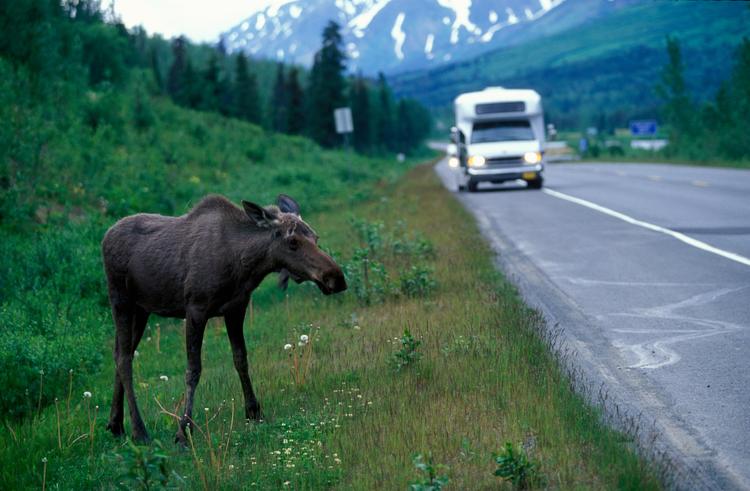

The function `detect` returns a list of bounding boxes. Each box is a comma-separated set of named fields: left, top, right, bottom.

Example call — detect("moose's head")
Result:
left=241, top=195, right=347, bottom=295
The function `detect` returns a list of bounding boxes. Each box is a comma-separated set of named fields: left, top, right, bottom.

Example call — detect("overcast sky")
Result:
left=114, top=0, right=280, bottom=43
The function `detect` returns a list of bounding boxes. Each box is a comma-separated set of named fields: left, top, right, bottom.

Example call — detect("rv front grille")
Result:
left=486, top=156, right=524, bottom=166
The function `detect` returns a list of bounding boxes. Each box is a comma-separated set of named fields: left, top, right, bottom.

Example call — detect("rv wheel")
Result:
left=527, top=177, right=543, bottom=190
left=467, top=181, right=478, bottom=192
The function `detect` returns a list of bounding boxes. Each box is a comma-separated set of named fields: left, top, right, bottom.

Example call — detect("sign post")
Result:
left=334, top=107, right=354, bottom=149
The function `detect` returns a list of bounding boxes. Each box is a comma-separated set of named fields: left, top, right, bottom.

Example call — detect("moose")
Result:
left=101, top=194, right=347, bottom=444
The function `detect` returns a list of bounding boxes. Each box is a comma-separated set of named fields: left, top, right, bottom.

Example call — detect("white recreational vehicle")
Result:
left=450, top=87, right=545, bottom=191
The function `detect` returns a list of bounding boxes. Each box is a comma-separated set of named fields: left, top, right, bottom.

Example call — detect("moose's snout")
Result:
left=322, top=269, right=347, bottom=295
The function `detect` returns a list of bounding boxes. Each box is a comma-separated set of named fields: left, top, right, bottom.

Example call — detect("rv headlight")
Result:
left=523, top=152, right=542, bottom=164
left=448, top=157, right=459, bottom=168
left=468, top=155, right=486, bottom=167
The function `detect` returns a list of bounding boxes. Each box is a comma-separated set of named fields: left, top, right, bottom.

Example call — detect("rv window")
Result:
left=471, top=121, right=534, bottom=143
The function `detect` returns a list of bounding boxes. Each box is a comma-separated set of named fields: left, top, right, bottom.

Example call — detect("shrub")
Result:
left=493, top=442, right=541, bottom=489
left=399, top=265, right=436, bottom=298
left=390, top=328, right=422, bottom=372
left=409, top=453, right=449, bottom=491
left=113, top=439, right=182, bottom=490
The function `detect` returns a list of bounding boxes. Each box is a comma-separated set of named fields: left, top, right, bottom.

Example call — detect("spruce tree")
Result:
left=351, top=74, right=372, bottom=152
left=657, top=37, right=694, bottom=144
left=201, top=53, right=222, bottom=112
left=234, top=53, right=261, bottom=124
left=306, top=21, right=347, bottom=147
left=286, top=66, right=305, bottom=135
left=270, top=62, right=288, bottom=133
left=167, top=36, right=188, bottom=101
left=374, top=72, right=394, bottom=151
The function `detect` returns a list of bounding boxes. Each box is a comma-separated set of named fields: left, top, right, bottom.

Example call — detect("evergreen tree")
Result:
left=351, top=74, right=372, bottom=152
left=374, top=72, right=394, bottom=151
left=234, top=53, right=261, bottom=124
left=150, top=46, right=164, bottom=93
left=167, top=36, right=188, bottom=101
left=270, top=62, right=288, bottom=133
left=657, top=37, right=695, bottom=143
left=286, top=67, right=305, bottom=135
left=201, top=53, right=222, bottom=112
left=306, top=21, right=347, bottom=147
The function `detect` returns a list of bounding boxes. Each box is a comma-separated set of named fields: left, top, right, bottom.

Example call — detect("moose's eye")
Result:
left=289, top=237, right=299, bottom=251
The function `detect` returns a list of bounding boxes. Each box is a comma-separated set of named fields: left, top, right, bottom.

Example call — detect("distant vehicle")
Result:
left=450, top=87, right=545, bottom=191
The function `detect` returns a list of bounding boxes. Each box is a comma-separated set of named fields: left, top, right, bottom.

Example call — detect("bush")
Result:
left=390, top=328, right=422, bottom=372
left=493, top=442, right=542, bottom=489
left=399, top=265, right=436, bottom=298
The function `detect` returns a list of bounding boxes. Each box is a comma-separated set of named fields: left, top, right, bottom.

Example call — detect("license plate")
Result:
left=522, top=172, right=536, bottom=180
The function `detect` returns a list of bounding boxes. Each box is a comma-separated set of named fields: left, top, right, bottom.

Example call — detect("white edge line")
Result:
left=542, top=188, right=750, bottom=268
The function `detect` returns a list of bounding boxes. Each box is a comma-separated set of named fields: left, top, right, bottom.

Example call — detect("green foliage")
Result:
left=399, top=265, right=437, bottom=298
left=409, top=453, right=449, bottom=491
left=390, top=328, right=422, bottom=372
left=493, top=442, right=541, bottom=490
left=113, top=439, right=182, bottom=490
left=658, top=37, right=750, bottom=162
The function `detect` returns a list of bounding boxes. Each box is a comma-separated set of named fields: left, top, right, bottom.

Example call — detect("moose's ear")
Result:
left=276, top=194, right=300, bottom=216
left=242, top=200, right=277, bottom=227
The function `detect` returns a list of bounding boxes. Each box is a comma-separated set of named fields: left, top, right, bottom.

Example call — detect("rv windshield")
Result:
left=471, top=120, right=534, bottom=143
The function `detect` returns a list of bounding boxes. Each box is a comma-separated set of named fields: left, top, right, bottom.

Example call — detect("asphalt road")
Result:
left=435, top=160, right=750, bottom=489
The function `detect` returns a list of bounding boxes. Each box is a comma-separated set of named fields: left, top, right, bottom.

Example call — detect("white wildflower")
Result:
left=83, top=391, right=92, bottom=398
left=284, top=343, right=293, bottom=351
left=160, top=375, right=169, bottom=381
left=299, top=334, right=309, bottom=344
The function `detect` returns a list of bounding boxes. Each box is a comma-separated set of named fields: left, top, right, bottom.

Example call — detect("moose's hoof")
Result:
left=106, top=420, right=125, bottom=437
left=131, top=428, right=151, bottom=444
left=174, top=430, right=188, bottom=448
left=246, top=402, right=263, bottom=421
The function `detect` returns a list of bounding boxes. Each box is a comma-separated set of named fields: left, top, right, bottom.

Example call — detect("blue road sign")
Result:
left=629, top=120, right=658, bottom=136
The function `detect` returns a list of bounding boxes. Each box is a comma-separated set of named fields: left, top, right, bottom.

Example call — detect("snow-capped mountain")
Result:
left=220, top=0, right=567, bottom=74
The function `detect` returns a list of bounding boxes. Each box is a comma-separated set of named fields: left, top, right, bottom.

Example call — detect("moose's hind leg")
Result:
left=109, top=294, right=150, bottom=443
left=107, top=306, right=149, bottom=437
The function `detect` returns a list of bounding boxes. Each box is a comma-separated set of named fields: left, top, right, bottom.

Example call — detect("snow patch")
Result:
left=442, top=16, right=450, bottom=25
left=524, top=8, right=533, bottom=19
left=241, top=21, right=249, bottom=31
left=506, top=8, right=518, bottom=24
left=436, top=0, right=482, bottom=45
left=424, top=33, right=434, bottom=59
left=489, top=10, right=498, bottom=23
left=289, top=4, right=303, bottom=18
left=255, top=13, right=266, bottom=30
left=390, top=12, right=406, bottom=60
left=349, top=0, right=392, bottom=31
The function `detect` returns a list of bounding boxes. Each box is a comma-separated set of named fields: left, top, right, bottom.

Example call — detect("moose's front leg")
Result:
left=175, top=306, right=208, bottom=446
left=225, top=306, right=262, bottom=421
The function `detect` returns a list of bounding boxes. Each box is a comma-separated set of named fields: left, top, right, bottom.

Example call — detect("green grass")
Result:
left=0, top=164, right=661, bottom=490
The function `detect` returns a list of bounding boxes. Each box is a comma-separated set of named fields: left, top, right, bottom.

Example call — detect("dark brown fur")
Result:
left=102, top=194, right=346, bottom=443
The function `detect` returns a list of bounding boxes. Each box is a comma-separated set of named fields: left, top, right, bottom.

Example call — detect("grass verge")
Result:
left=0, top=164, right=661, bottom=490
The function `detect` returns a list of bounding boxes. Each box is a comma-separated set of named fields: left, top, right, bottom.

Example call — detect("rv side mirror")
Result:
left=450, top=127, right=459, bottom=144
